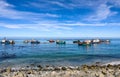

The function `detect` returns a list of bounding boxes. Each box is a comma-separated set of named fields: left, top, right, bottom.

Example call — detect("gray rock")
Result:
left=61, top=67, right=67, bottom=70
left=0, top=75, right=4, bottom=77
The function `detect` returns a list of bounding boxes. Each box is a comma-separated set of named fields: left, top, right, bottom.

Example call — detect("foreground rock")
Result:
left=0, top=64, right=120, bottom=77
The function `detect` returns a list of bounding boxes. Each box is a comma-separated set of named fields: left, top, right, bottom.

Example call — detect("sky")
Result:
left=0, top=0, right=120, bottom=38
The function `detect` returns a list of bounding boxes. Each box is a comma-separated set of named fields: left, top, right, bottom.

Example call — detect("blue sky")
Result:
left=0, top=0, right=120, bottom=38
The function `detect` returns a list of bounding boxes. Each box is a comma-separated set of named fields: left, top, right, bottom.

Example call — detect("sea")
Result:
left=0, top=37, right=120, bottom=67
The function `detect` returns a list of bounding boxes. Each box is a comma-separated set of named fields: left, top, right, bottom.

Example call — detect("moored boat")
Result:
left=100, top=39, right=110, bottom=42
left=78, top=40, right=91, bottom=46
left=100, top=39, right=110, bottom=44
left=1, top=39, right=10, bottom=45
left=31, top=40, right=40, bottom=44
left=73, top=40, right=80, bottom=43
left=56, top=40, right=66, bottom=44
left=92, top=39, right=101, bottom=44
left=48, top=40, right=55, bottom=43
left=23, top=40, right=30, bottom=43
left=1, top=37, right=15, bottom=45
left=106, top=40, right=110, bottom=42
left=9, top=40, right=15, bottom=44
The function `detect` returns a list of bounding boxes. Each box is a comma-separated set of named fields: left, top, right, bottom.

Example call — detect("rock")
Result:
left=54, top=67, right=61, bottom=71
left=108, top=69, right=114, bottom=74
left=14, top=72, right=27, bottom=77
left=6, top=67, right=11, bottom=74
left=96, top=62, right=101, bottom=65
left=37, top=65, right=42, bottom=71
left=26, top=66, right=29, bottom=68
left=114, top=71, right=120, bottom=77
left=81, top=65, right=88, bottom=68
left=95, top=72, right=99, bottom=77
left=1, top=64, right=120, bottom=77
left=68, top=66, right=76, bottom=70
left=51, top=71, right=56, bottom=75
left=76, top=66, right=81, bottom=70
left=101, top=68, right=107, bottom=75
left=43, top=66, right=54, bottom=71
left=81, top=65, right=89, bottom=71
left=0, top=69, right=3, bottom=73
left=99, top=72, right=105, bottom=77
left=47, top=67, right=54, bottom=71
left=81, top=66, right=89, bottom=73
left=0, top=75, right=4, bottom=77
left=107, top=64, right=113, bottom=69
left=89, top=72, right=95, bottom=77
left=107, top=64, right=112, bottom=67
left=63, top=72, right=71, bottom=77
left=115, top=74, right=120, bottom=77
left=90, top=65, right=97, bottom=70
left=107, top=74, right=114, bottom=77
left=27, top=70, right=34, bottom=74
left=46, top=65, right=50, bottom=67
left=61, top=67, right=67, bottom=70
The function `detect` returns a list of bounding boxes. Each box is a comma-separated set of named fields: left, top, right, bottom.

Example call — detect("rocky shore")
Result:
left=0, top=64, right=120, bottom=77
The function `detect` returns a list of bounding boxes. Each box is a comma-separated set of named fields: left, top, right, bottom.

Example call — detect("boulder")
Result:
left=61, top=67, right=67, bottom=70
left=0, top=75, right=4, bottom=77
left=27, top=69, right=34, bottom=74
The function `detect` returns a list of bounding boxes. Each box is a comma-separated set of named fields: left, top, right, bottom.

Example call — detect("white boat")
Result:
left=1, top=39, right=10, bottom=45
left=92, top=39, right=101, bottom=44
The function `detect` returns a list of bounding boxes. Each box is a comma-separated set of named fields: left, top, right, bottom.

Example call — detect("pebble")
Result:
left=0, top=64, right=120, bottom=77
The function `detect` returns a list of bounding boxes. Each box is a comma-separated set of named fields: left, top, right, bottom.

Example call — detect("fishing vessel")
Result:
left=48, top=40, right=55, bottom=43
left=73, top=40, right=80, bottom=43
left=56, top=40, right=66, bottom=44
left=31, top=40, right=40, bottom=44
left=78, top=40, right=91, bottom=46
left=1, top=38, right=15, bottom=45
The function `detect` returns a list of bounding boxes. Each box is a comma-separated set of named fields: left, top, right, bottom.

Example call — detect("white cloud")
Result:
left=0, top=0, right=59, bottom=20
left=0, top=21, right=73, bottom=31
left=109, top=0, right=120, bottom=7
left=27, top=0, right=76, bottom=9
left=0, top=0, right=22, bottom=19
left=86, top=3, right=117, bottom=21
left=0, top=0, right=14, bottom=8
left=12, top=0, right=119, bottom=22
left=51, top=1, right=73, bottom=9
left=1, top=21, right=120, bottom=31
left=0, top=0, right=120, bottom=27
left=51, top=1, right=66, bottom=7
left=45, top=13, right=59, bottom=17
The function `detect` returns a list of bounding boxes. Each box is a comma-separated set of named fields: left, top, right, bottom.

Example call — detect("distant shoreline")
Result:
left=0, top=37, right=120, bottom=39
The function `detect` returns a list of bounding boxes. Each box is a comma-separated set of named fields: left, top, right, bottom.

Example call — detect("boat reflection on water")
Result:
left=78, top=43, right=91, bottom=51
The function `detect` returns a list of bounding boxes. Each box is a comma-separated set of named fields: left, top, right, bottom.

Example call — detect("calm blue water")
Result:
left=0, top=38, right=120, bottom=67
